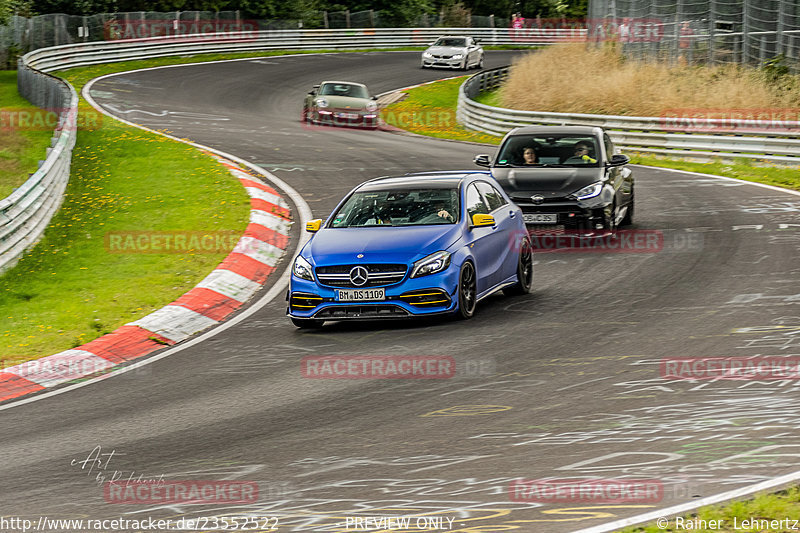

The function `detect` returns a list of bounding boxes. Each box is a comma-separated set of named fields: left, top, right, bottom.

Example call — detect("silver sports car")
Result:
left=302, top=81, right=379, bottom=129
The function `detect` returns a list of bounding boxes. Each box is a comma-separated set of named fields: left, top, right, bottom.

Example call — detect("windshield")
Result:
left=433, top=38, right=466, bottom=47
left=331, top=189, right=460, bottom=228
left=318, top=83, right=369, bottom=99
left=496, top=135, right=600, bottom=166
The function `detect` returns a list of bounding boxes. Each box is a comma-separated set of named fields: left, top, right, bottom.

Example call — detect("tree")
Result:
left=350, top=0, right=434, bottom=27
left=440, top=1, right=470, bottom=27
left=1, top=0, right=34, bottom=21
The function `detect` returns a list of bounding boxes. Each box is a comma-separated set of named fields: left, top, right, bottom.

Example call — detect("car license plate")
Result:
left=523, top=213, right=558, bottom=224
left=336, top=288, right=385, bottom=302
left=336, top=112, right=359, bottom=119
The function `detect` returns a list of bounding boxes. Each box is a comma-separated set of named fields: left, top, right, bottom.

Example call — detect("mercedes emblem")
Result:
left=349, top=265, right=369, bottom=287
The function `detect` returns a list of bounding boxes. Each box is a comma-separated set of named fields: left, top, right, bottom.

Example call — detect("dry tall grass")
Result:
left=499, top=44, right=800, bottom=116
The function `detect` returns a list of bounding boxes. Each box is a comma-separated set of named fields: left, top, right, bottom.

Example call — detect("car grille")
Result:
left=511, top=195, right=570, bottom=205
left=432, top=55, right=452, bottom=59
left=315, top=305, right=410, bottom=319
left=315, top=264, right=407, bottom=288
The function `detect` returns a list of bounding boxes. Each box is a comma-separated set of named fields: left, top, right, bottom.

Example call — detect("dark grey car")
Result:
left=474, top=126, right=634, bottom=233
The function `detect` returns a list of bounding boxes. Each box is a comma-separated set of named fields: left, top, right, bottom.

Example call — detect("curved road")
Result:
left=3, top=51, right=800, bottom=532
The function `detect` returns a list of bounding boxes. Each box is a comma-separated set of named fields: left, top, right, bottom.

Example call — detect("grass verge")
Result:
left=621, top=485, right=800, bottom=532
left=498, top=43, right=800, bottom=116
left=0, top=71, right=56, bottom=199
left=0, top=66, right=251, bottom=361
left=381, top=76, right=501, bottom=144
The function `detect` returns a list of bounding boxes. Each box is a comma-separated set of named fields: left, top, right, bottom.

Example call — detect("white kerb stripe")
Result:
left=232, top=236, right=285, bottom=267
left=128, top=306, right=218, bottom=343
left=4, top=350, right=113, bottom=387
left=244, top=186, right=289, bottom=208
left=251, top=209, right=292, bottom=235
left=195, top=269, right=262, bottom=302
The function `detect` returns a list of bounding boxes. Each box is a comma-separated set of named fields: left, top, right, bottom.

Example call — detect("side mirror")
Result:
left=471, top=213, right=495, bottom=227
left=306, top=219, right=322, bottom=233
left=606, top=154, right=630, bottom=167
left=474, top=154, right=491, bottom=167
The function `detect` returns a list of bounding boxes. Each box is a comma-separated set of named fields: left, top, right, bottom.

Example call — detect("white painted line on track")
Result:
left=573, top=469, right=800, bottom=533
left=634, top=164, right=800, bottom=197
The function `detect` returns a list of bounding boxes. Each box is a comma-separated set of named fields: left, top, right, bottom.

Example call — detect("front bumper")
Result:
left=287, top=268, right=459, bottom=321
left=515, top=198, right=611, bottom=231
left=421, top=57, right=464, bottom=68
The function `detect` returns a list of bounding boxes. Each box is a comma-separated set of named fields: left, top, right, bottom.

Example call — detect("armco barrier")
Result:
left=24, top=27, right=570, bottom=73
left=0, top=60, right=77, bottom=274
left=457, top=66, right=800, bottom=164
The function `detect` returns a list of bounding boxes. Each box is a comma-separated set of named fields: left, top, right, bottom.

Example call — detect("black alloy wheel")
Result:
left=456, top=261, right=477, bottom=319
left=503, top=237, right=534, bottom=296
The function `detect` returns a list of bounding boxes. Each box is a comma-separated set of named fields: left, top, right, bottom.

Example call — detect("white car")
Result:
left=421, top=36, right=484, bottom=70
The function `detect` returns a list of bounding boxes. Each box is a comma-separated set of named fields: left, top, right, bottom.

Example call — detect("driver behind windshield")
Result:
left=522, top=146, right=538, bottom=165
left=563, top=141, right=598, bottom=164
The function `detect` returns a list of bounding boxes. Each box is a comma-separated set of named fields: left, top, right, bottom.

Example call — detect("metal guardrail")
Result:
left=457, top=66, right=800, bottom=164
left=24, top=27, right=575, bottom=73
left=0, top=59, right=77, bottom=274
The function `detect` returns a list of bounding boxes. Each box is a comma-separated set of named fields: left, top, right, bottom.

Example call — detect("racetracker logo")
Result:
left=0, top=108, right=101, bottom=132
left=103, top=19, right=259, bottom=41
left=8, top=357, right=113, bottom=382
left=104, top=480, right=258, bottom=504
left=301, top=356, right=456, bottom=379
left=105, top=231, right=249, bottom=254
left=380, top=110, right=454, bottom=129
left=660, top=108, right=800, bottom=134
left=509, top=478, right=663, bottom=503
left=527, top=229, right=664, bottom=253
left=661, top=357, right=800, bottom=380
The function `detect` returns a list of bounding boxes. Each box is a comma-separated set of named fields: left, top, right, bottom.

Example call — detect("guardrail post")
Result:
left=742, top=0, right=750, bottom=64
left=776, top=0, right=785, bottom=55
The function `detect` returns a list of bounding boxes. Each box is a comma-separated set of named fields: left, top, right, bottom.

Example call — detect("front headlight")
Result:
left=293, top=255, right=314, bottom=281
left=422, top=51, right=433, bottom=58
left=315, top=98, right=328, bottom=108
left=572, top=181, right=604, bottom=200
left=365, top=101, right=378, bottom=112
left=410, top=251, right=451, bottom=278
left=451, top=54, right=463, bottom=59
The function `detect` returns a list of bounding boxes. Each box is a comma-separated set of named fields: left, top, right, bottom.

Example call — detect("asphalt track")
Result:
left=2, top=51, right=800, bottom=532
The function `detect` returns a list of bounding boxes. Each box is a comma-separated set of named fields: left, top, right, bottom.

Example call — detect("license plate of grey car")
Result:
left=336, top=288, right=386, bottom=301
left=523, top=213, right=558, bottom=224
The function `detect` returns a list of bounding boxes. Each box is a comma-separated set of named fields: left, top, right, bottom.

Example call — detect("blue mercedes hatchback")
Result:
left=287, top=172, right=533, bottom=328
